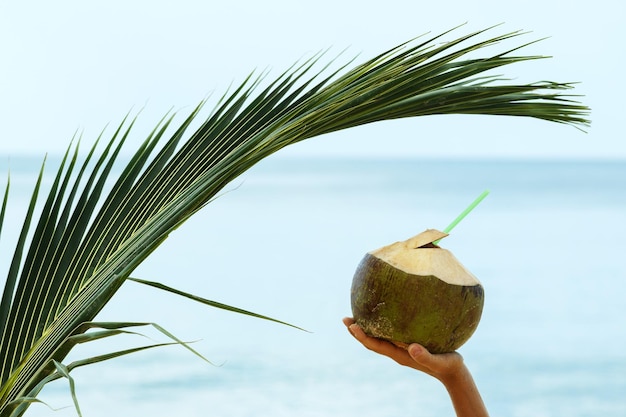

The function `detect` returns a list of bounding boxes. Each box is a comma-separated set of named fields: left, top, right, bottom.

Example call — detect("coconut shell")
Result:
left=350, top=229, right=484, bottom=353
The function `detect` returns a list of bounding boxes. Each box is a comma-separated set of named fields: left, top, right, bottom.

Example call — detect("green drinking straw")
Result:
left=434, top=189, right=490, bottom=245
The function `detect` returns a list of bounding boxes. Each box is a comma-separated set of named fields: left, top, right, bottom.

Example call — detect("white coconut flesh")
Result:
left=369, top=229, right=480, bottom=286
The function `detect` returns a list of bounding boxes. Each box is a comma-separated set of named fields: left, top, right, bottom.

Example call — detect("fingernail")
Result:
left=408, top=344, right=422, bottom=357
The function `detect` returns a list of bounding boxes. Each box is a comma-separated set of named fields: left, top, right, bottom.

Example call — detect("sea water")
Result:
left=1, top=156, right=625, bottom=417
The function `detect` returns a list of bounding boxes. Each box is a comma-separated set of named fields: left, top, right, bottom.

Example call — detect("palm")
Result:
left=0, top=26, right=588, bottom=416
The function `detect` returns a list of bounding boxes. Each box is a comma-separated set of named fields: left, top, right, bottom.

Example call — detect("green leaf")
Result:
left=128, top=277, right=308, bottom=331
left=0, top=173, right=8, bottom=241
left=0, top=26, right=590, bottom=416
left=51, top=361, right=82, bottom=417
left=0, top=159, right=46, bottom=345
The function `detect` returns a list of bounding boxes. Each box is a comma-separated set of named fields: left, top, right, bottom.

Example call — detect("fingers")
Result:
left=343, top=317, right=465, bottom=378
left=343, top=318, right=419, bottom=368
left=344, top=318, right=391, bottom=351
left=343, top=317, right=364, bottom=343
left=344, top=319, right=369, bottom=343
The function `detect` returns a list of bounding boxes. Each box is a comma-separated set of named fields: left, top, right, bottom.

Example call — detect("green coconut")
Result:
left=350, top=229, right=484, bottom=353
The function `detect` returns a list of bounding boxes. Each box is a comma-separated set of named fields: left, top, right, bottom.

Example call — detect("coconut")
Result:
left=350, top=229, right=484, bottom=353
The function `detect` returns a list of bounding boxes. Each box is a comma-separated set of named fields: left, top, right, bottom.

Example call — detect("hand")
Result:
left=342, top=317, right=464, bottom=382
left=342, top=317, right=489, bottom=417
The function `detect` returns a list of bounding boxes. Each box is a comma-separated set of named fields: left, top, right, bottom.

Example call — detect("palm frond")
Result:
left=0, top=174, right=8, bottom=239
left=128, top=277, right=308, bottom=331
left=0, top=26, right=590, bottom=416
left=5, top=326, right=195, bottom=417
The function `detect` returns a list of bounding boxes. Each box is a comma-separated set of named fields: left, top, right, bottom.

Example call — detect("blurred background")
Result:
left=1, top=1, right=624, bottom=416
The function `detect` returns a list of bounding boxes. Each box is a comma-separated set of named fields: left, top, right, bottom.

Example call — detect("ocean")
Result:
left=1, top=156, right=625, bottom=417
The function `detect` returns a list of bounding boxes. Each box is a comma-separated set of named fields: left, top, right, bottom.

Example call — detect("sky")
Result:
left=0, top=0, right=624, bottom=159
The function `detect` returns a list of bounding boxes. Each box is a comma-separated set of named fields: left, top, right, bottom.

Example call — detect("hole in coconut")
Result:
left=417, top=243, right=439, bottom=249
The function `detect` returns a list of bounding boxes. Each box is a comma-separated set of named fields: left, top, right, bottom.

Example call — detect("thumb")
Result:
left=407, top=343, right=430, bottom=365
left=406, top=343, right=439, bottom=376
left=408, top=343, right=448, bottom=371
left=408, top=343, right=464, bottom=377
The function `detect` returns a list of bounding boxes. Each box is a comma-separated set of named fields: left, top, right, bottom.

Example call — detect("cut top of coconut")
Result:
left=369, top=229, right=480, bottom=286
left=403, top=228, right=448, bottom=249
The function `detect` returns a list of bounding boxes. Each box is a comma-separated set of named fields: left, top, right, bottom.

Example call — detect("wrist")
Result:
left=436, top=362, right=471, bottom=389
left=437, top=362, right=490, bottom=417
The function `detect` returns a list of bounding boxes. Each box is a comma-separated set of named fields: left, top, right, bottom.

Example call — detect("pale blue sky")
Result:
left=0, top=0, right=623, bottom=159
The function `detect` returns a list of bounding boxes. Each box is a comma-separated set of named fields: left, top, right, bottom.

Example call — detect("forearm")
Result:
left=438, top=363, right=489, bottom=417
